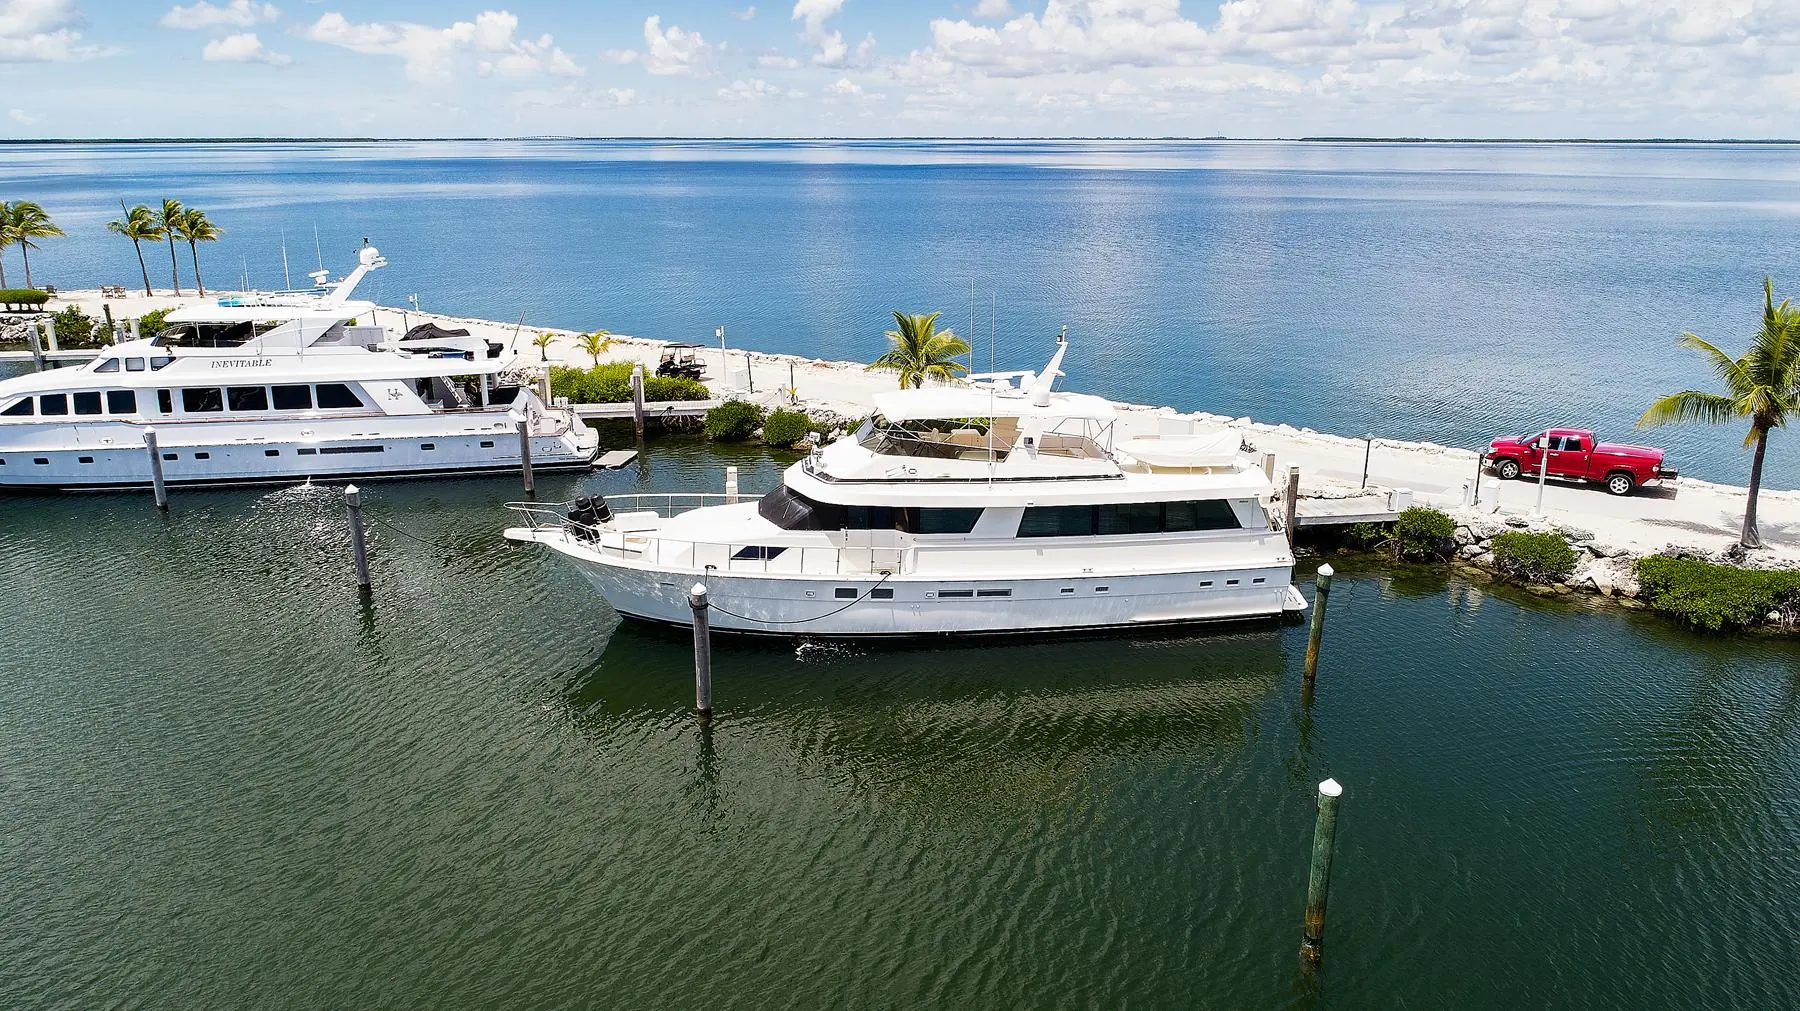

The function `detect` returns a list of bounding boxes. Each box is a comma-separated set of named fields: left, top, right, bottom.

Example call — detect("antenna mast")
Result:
left=280, top=228, right=291, bottom=289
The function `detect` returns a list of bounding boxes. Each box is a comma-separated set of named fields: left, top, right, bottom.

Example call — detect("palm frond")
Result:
left=1637, top=391, right=1739, bottom=429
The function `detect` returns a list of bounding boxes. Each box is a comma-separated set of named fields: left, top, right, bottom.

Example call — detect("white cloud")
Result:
left=0, top=0, right=104, bottom=62
left=160, top=0, right=278, bottom=31
left=972, top=0, right=1012, bottom=16
left=8, top=106, right=40, bottom=124
left=717, top=77, right=805, bottom=101
left=639, top=15, right=715, bottom=77
left=732, top=6, right=757, bottom=19
left=304, top=9, right=582, bottom=82
left=202, top=31, right=289, bottom=64
left=756, top=51, right=800, bottom=69
left=824, top=75, right=882, bottom=102
left=792, top=0, right=865, bottom=66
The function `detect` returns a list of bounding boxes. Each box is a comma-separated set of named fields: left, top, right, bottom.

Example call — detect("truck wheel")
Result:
left=1495, top=458, right=1521, bottom=480
left=1606, top=472, right=1635, bottom=496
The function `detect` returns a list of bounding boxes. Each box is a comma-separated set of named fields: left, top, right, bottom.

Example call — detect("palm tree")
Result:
left=107, top=201, right=163, bottom=296
left=0, top=205, right=11, bottom=288
left=155, top=198, right=185, bottom=295
left=1639, top=277, right=1800, bottom=549
left=174, top=207, right=224, bottom=296
left=2, top=201, right=65, bottom=290
left=532, top=331, right=556, bottom=362
left=577, top=329, right=614, bottom=366
left=867, top=310, right=971, bottom=389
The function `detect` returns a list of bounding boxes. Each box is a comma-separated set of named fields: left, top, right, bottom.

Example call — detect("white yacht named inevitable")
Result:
left=506, top=336, right=1305, bottom=637
left=0, top=244, right=598, bottom=490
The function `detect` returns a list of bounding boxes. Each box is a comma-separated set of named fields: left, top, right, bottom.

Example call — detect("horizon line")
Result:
left=2, top=135, right=1799, bottom=146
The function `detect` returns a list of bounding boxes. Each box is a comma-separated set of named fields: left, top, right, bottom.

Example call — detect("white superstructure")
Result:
left=506, top=336, right=1305, bottom=637
left=0, top=244, right=598, bottom=489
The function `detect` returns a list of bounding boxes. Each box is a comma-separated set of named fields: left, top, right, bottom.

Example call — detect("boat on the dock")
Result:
left=505, top=336, right=1306, bottom=637
left=0, top=243, right=598, bottom=490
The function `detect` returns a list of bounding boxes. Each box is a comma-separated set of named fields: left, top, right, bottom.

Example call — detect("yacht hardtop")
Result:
left=507, top=335, right=1304, bottom=637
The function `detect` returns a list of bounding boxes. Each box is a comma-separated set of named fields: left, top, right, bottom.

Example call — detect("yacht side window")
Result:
left=271, top=385, right=313, bottom=410
left=315, top=383, right=365, bottom=409
left=150, top=356, right=175, bottom=371
left=228, top=386, right=269, bottom=412
left=73, top=392, right=103, bottom=415
left=0, top=399, right=32, bottom=417
left=94, top=358, right=121, bottom=373
left=39, top=394, right=69, bottom=416
left=182, top=388, right=225, bottom=413
left=157, top=390, right=173, bottom=413
left=125, top=358, right=146, bottom=372
left=107, top=390, right=137, bottom=415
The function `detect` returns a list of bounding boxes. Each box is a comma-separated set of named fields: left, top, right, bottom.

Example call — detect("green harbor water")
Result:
left=3, top=438, right=1798, bottom=1008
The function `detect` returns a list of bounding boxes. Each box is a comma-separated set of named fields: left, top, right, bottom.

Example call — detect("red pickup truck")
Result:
left=1486, top=429, right=1676, bottom=496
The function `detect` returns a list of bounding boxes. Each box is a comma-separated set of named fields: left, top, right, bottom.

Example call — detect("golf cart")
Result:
left=657, top=343, right=708, bottom=380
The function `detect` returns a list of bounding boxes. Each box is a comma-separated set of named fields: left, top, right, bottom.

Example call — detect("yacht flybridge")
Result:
left=0, top=243, right=597, bottom=490
left=506, top=336, right=1306, bottom=637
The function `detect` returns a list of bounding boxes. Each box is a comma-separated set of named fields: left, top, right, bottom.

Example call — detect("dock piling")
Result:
left=43, top=318, right=57, bottom=353
left=27, top=321, right=44, bottom=372
left=129, top=317, right=140, bottom=341
left=344, top=484, right=371, bottom=591
left=630, top=365, right=645, bottom=442
left=1301, top=778, right=1345, bottom=963
left=1284, top=466, right=1300, bottom=545
left=516, top=416, right=536, bottom=497
left=144, top=427, right=168, bottom=510
left=689, top=583, right=713, bottom=719
left=1303, top=564, right=1334, bottom=688
left=725, top=466, right=739, bottom=504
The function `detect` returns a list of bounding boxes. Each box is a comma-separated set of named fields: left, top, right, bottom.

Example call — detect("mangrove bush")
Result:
left=1634, top=555, right=1800, bottom=631
left=1394, top=506, right=1457, bottom=561
left=1490, top=530, right=1579, bottom=584
left=705, top=399, right=765, bottom=441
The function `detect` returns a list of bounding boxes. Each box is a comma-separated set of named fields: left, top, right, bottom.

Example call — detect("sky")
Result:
left=2, top=0, right=1798, bottom=138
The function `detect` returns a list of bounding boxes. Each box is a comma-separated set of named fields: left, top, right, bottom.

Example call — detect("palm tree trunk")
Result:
left=1742, top=426, right=1768, bottom=549
left=0, top=249, right=8, bottom=288
left=20, top=244, right=31, bottom=290
left=133, top=240, right=152, bottom=296
left=167, top=236, right=181, bottom=296
left=189, top=240, right=205, bottom=296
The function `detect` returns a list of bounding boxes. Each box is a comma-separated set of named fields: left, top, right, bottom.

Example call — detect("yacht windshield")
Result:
left=858, top=414, right=1016, bottom=463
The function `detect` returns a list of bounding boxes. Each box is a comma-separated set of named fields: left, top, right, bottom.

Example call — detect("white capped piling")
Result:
left=689, top=583, right=713, bottom=717
left=27, top=321, right=44, bottom=371
left=516, top=416, right=536, bottom=497
left=1262, top=451, right=1276, bottom=483
left=629, top=365, right=646, bottom=441
left=1301, top=778, right=1345, bottom=963
left=1284, top=465, right=1301, bottom=545
left=725, top=466, right=739, bottom=504
left=344, top=484, right=371, bottom=591
left=129, top=316, right=140, bottom=341
left=143, top=427, right=168, bottom=510
left=43, top=318, right=58, bottom=353
left=1303, top=564, right=1333, bottom=688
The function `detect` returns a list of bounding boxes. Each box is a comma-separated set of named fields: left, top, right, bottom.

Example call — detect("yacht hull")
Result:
left=556, top=547, right=1304, bottom=638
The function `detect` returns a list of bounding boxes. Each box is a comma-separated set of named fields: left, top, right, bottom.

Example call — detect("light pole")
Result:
left=716, top=325, right=727, bottom=389
left=1360, top=433, right=1373, bottom=489
left=1534, top=435, right=1552, bottom=516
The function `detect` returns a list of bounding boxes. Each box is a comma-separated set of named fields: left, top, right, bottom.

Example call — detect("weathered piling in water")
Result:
left=129, top=317, right=140, bottom=341
left=689, top=583, right=713, bottom=718
left=344, top=484, right=371, bottom=591
left=516, top=416, right=535, bottom=497
left=1284, top=466, right=1300, bottom=545
left=27, top=321, right=44, bottom=372
left=630, top=365, right=646, bottom=442
left=725, top=466, right=739, bottom=504
left=43, top=318, right=57, bottom=353
left=1301, top=777, right=1345, bottom=963
left=1303, top=563, right=1334, bottom=688
left=143, top=427, right=168, bottom=510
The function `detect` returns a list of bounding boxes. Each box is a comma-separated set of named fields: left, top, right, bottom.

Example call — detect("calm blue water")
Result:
left=6, top=139, right=1800, bottom=485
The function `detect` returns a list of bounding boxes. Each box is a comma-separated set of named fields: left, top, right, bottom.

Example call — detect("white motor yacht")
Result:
left=506, top=336, right=1305, bottom=637
left=0, top=244, right=598, bottom=490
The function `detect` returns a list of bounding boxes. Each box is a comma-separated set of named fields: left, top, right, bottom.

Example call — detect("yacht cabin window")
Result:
left=756, top=487, right=984, bottom=534
left=1, top=399, right=32, bottom=416
left=125, top=358, right=146, bottom=372
left=315, top=383, right=364, bottom=409
left=271, top=385, right=313, bottom=410
left=157, top=390, right=173, bottom=413
left=1018, top=501, right=1241, bottom=537
left=182, top=388, right=224, bottom=413
left=94, top=358, right=120, bottom=373
left=72, top=392, right=102, bottom=415
left=107, top=390, right=136, bottom=414
left=150, top=356, right=174, bottom=371
left=228, top=386, right=269, bottom=412
left=39, top=394, right=68, bottom=416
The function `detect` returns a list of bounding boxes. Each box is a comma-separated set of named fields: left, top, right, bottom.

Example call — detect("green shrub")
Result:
left=1490, top=530, right=1578, bottom=584
left=1343, top=522, right=1390, bottom=550
left=1394, top=506, right=1456, bottom=561
left=551, top=362, right=710, bottom=404
left=761, top=408, right=813, bottom=447
left=1634, top=555, right=1800, bottom=631
left=137, top=307, right=172, bottom=338
left=0, top=288, right=48, bottom=310
left=50, top=306, right=107, bottom=349
left=704, top=399, right=765, bottom=441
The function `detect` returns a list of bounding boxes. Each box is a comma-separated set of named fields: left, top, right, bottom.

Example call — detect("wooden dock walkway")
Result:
left=1293, top=496, right=1402, bottom=527
left=573, top=400, right=722, bottom=420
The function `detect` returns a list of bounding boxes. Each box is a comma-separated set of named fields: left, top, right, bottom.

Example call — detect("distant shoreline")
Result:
left=2, top=136, right=1798, bottom=146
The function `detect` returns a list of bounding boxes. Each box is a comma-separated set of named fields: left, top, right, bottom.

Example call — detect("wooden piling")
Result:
left=516, top=416, right=536, bottom=497
left=630, top=365, right=646, bottom=441
left=344, top=484, right=371, bottom=591
left=689, top=583, right=713, bottom=718
left=27, top=321, right=45, bottom=371
left=129, top=316, right=140, bottom=341
left=725, top=466, right=739, bottom=504
left=143, top=427, right=168, bottom=510
left=1301, top=778, right=1345, bottom=963
left=43, top=318, right=58, bottom=353
left=1284, top=465, right=1300, bottom=544
left=1303, top=564, right=1334, bottom=687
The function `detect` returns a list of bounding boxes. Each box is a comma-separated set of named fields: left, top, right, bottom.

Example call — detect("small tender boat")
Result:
left=506, top=335, right=1305, bottom=637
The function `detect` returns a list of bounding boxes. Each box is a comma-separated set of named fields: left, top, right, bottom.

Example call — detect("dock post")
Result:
left=630, top=365, right=646, bottom=442
left=27, top=320, right=45, bottom=371
left=1262, top=451, right=1276, bottom=483
left=789, top=362, right=797, bottom=405
left=344, top=484, right=371, bottom=592
left=1284, top=466, right=1300, bottom=545
left=689, top=583, right=713, bottom=719
left=725, top=466, right=739, bottom=504
left=43, top=318, right=57, bottom=353
left=1301, top=778, right=1345, bottom=963
left=1303, top=564, right=1334, bottom=688
left=1360, top=434, right=1373, bottom=488
left=144, top=427, right=168, bottom=511
left=129, top=317, right=140, bottom=341
left=516, top=416, right=536, bottom=497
